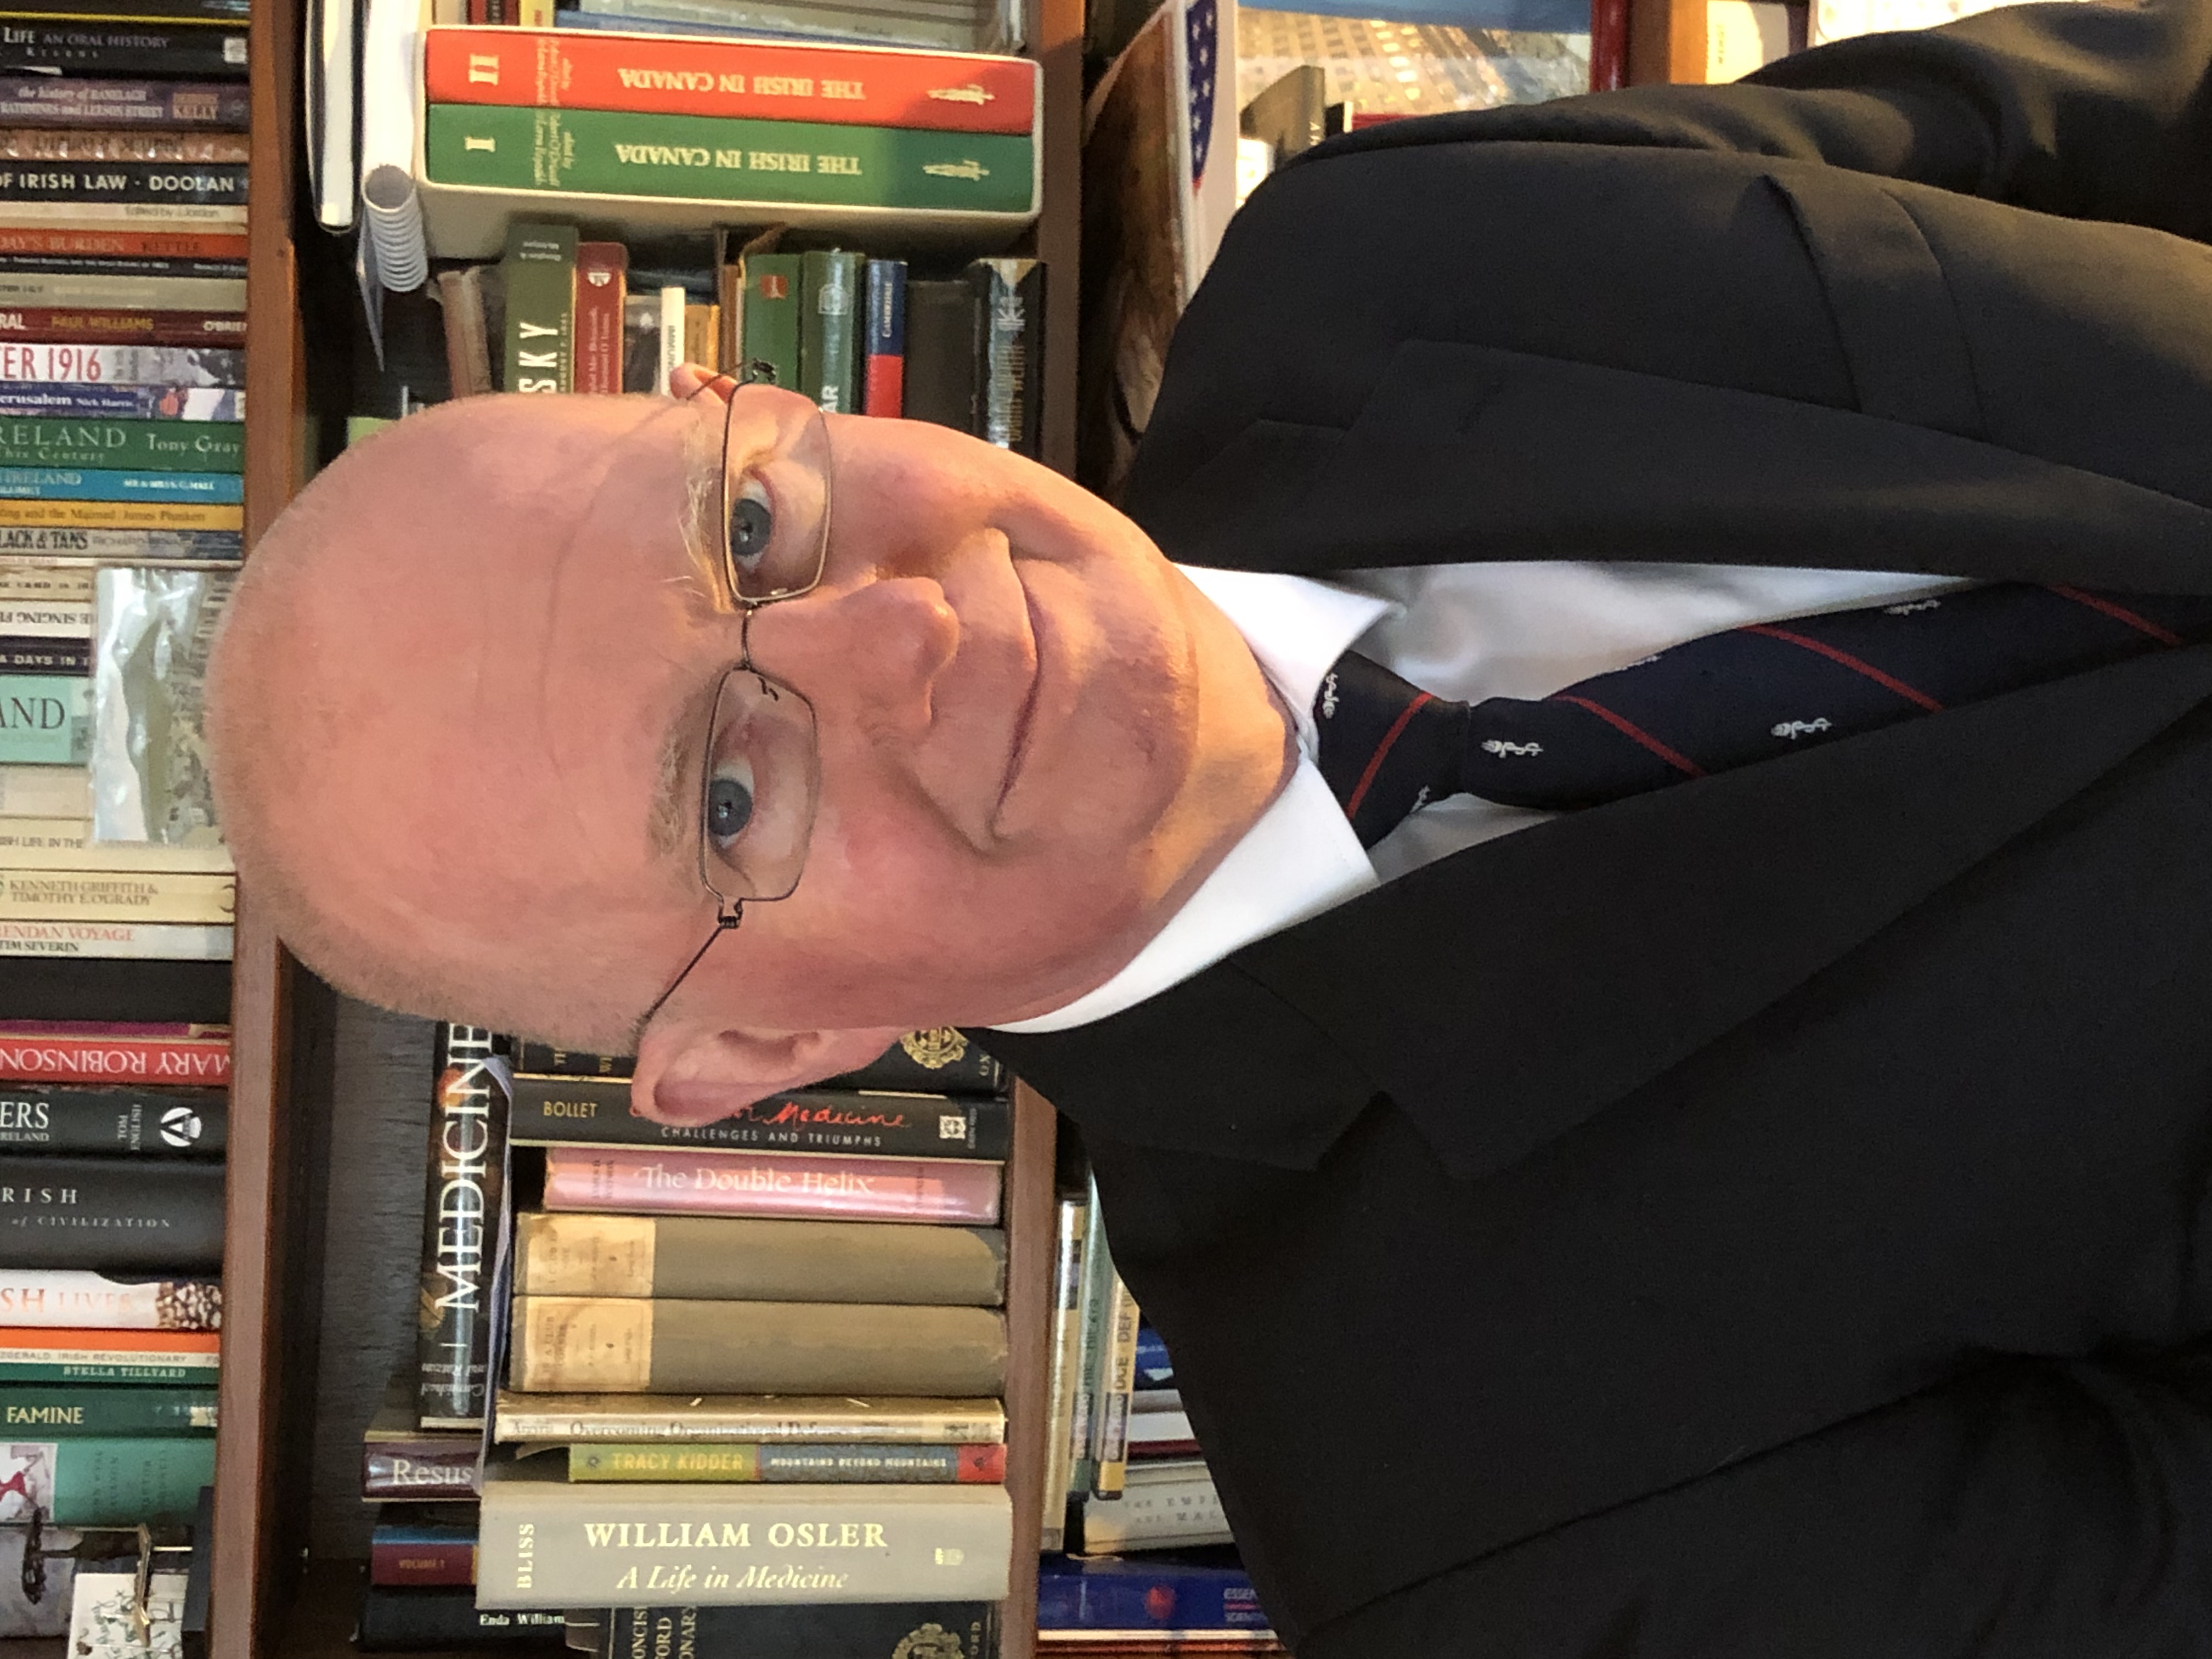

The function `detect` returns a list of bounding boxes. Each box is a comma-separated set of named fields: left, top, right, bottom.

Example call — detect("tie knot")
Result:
left=1314, top=651, right=1467, bottom=848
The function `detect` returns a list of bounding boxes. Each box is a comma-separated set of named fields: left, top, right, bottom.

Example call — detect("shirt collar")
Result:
left=990, top=567, right=1388, bottom=1035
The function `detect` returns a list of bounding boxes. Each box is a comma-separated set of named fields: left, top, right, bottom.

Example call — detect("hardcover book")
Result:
left=567, top=1440, right=1007, bottom=1483
left=509, top=1295, right=1007, bottom=1395
left=0, top=309, right=247, bottom=346
left=1, top=1383, right=216, bottom=1435
left=573, top=240, right=627, bottom=394
left=369, top=1514, right=477, bottom=1587
left=501, top=221, right=575, bottom=394
left=569, top=1602, right=999, bottom=1659
left=0, top=499, right=242, bottom=532
left=737, top=250, right=798, bottom=387
left=355, top=1584, right=566, bottom=1651
left=540, top=1144, right=1001, bottom=1223
left=514, top=1210, right=1005, bottom=1305
left=0, top=128, right=249, bottom=162
left=0, top=162, right=245, bottom=205
left=0, top=416, right=240, bottom=471
left=416, top=1024, right=506, bottom=1429
left=0, top=465, right=240, bottom=501
left=493, top=1391, right=1004, bottom=1446
left=0, top=272, right=245, bottom=312
left=0, top=1153, right=223, bottom=1269
left=0, top=225, right=247, bottom=259
left=422, top=104, right=1036, bottom=216
left=0, top=868, right=234, bottom=924
left=798, top=248, right=859, bottom=413
left=509, top=1074, right=1009, bottom=1159
left=362, top=1383, right=481, bottom=1500
left=0, top=79, right=249, bottom=128
left=1076, top=1459, right=1232, bottom=1552
left=0, top=383, right=241, bottom=421
left=512, top=1025, right=1008, bottom=1095
left=474, top=1464, right=1013, bottom=1607
left=0, top=1324, right=217, bottom=1382
left=1037, top=1551, right=1267, bottom=1632
left=862, top=257, right=904, bottom=416
left=0, top=25, right=249, bottom=79
left=0, top=342, right=240, bottom=384
left=0, top=1432, right=211, bottom=1525
left=0, top=921, right=234, bottom=958
left=424, top=27, right=1037, bottom=132
left=0, top=1269, right=218, bottom=1329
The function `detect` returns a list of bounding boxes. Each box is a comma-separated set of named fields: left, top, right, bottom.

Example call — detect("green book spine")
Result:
left=0, top=1385, right=218, bottom=1436
left=0, top=1355, right=213, bottom=1384
left=0, top=418, right=241, bottom=473
left=739, top=253, right=800, bottom=390
left=0, top=673, right=86, bottom=764
left=501, top=221, right=577, bottom=395
left=425, top=106, right=1035, bottom=216
left=27, top=1434, right=215, bottom=1526
left=799, top=250, right=860, bottom=415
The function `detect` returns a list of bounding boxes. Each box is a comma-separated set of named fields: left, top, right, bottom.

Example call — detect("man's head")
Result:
left=207, top=380, right=1291, bottom=1120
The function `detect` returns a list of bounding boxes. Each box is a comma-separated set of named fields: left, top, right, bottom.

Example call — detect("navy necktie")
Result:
left=1316, top=582, right=2212, bottom=849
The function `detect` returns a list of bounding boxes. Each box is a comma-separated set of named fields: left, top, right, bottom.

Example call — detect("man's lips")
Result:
left=991, top=565, right=1044, bottom=833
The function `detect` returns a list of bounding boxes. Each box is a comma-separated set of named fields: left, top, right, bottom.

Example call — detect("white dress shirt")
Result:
left=992, top=561, right=1968, bottom=1034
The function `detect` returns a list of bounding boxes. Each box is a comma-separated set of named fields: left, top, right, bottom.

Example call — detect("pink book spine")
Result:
left=541, top=1147, right=1002, bottom=1224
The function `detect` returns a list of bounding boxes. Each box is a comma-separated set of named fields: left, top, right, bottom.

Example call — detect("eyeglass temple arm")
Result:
left=640, top=902, right=743, bottom=1030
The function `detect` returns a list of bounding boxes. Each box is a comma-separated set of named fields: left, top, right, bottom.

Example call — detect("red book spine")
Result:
left=0, top=309, right=242, bottom=346
left=0, top=1032, right=230, bottom=1085
left=369, top=1538, right=476, bottom=1587
left=0, top=225, right=248, bottom=259
left=573, top=240, right=626, bottom=396
left=424, top=27, right=1038, bottom=135
left=542, top=1146, right=1002, bottom=1224
left=959, top=1442, right=1007, bottom=1482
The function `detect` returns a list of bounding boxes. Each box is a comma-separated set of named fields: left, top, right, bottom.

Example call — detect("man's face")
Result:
left=211, top=386, right=1290, bottom=1096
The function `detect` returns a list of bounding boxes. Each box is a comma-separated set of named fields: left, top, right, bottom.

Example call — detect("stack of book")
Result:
left=0, top=1017, right=225, bottom=1640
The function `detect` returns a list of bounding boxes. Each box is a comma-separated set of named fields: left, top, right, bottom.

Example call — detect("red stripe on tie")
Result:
left=1740, top=623, right=1944, bottom=712
left=1549, top=695, right=1707, bottom=778
left=1344, top=692, right=1435, bottom=819
left=2045, top=584, right=2183, bottom=646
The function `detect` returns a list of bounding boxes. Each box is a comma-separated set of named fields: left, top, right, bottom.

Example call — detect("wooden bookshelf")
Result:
left=206, top=0, right=1082, bottom=1650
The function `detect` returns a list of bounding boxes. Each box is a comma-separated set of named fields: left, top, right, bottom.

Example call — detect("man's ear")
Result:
left=630, top=1015, right=904, bottom=1126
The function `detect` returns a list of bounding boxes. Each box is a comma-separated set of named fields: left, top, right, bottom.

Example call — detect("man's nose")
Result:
left=748, top=575, right=960, bottom=738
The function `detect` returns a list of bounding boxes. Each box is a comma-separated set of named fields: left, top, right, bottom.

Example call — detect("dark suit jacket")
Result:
left=983, top=4, right=2212, bottom=1653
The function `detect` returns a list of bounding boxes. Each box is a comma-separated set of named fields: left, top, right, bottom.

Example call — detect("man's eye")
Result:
left=729, top=477, right=774, bottom=573
left=707, top=763, right=755, bottom=847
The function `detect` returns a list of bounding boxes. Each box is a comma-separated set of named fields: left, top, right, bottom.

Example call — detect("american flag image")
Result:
left=1186, top=0, right=1218, bottom=188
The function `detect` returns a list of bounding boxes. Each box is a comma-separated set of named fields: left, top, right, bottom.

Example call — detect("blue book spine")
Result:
left=1135, top=1322, right=1175, bottom=1388
left=0, top=383, right=241, bottom=421
left=862, top=258, right=906, bottom=419
left=0, top=467, right=240, bottom=502
left=1036, top=1558, right=1269, bottom=1631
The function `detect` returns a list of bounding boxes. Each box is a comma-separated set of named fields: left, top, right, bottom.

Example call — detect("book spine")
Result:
left=0, top=1326, right=219, bottom=1383
left=0, top=1030, right=228, bottom=1083
left=1067, top=1176, right=1107, bottom=1497
left=1037, top=1562, right=1266, bottom=1632
left=799, top=249, right=857, bottom=413
left=500, top=221, right=575, bottom=394
left=0, top=466, right=240, bottom=500
left=1038, top=1188, right=1086, bottom=1549
left=0, top=340, right=240, bottom=383
left=0, top=225, right=245, bottom=259
left=424, top=29, right=1038, bottom=133
left=514, top=1031, right=1007, bottom=1096
left=0, top=309, right=245, bottom=346
left=494, top=1396, right=1006, bottom=1445
left=0, top=162, right=245, bottom=206
left=568, top=1440, right=1007, bottom=1483
left=370, top=1528, right=477, bottom=1587
left=0, top=960, right=229, bottom=1025
left=0, top=204, right=245, bottom=230
left=0, top=635, right=84, bottom=670
left=0, top=672, right=82, bottom=761
left=0, top=498, right=240, bottom=531
left=1091, top=1266, right=1138, bottom=1497
left=515, top=1209, right=1006, bottom=1305
left=474, top=1483, right=1014, bottom=1607
left=681, top=297, right=720, bottom=373
left=902, top=276, right=978, bottom=434
left=0, top=760, right=83, bottom=813
left=0, top=271, right=244, bottom=311
left=737, top=251, right=798, bottom=387
left=0, top=819, right=87, bottom=850
left=511, top=1295, right=1008, bottom=1395
left=0, top=253, right=247, bottom=278
left=433, top=267, right=493, bottom=398
left=541, top=1146, right=1001, bottom=1223
left=356, top=1587, right=567, bottom=1651
left=0, top=1271, right=218, bottom=1328
left=0, top=1154, right=222, bottom=1266
left=572, top=240, right=626, bottom=394
left=0, top=25, right=250, bottom=78
left=0, top=129, right=249, bottom=162
left=597, top=1603, right=1000, bottom=1659
left=0, top=80, right=249, bottom=128
left=861, top=257, right=903, bottom=417
left=362, top=1443, right=481, bottom=1500
left=0, top=383, right=240, bottom=421
left=0, top=416, right=240, bottom=471
left=1078, top=1470, right=1231, bottom=1551
left=654, top=283, right=683, bottom=393
left=416, top=1024, right=507, bottom=1429
left=510, top=1074, right=1011, bottom=1159
left=0, top=0, right=249, bottom=21
left=0, top=868, right=234, bottom=924
left=969, top=256, right=1041, bottom=455
left=0, top=595, right=81, bottom=632
left=1, top=1383, right=216, bottom=1433
left=31, top=1432, right=214, bottom=1525
left=423, top=106, right=1036, bottom=216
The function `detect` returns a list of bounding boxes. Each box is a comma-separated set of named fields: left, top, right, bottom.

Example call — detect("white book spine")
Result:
left=0, top=765, right=88, bottom=817
left=0, top=919, right=231, bottom=958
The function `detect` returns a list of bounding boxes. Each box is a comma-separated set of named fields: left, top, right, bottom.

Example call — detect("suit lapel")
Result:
left=989, top=644, right=2212, bottom=1181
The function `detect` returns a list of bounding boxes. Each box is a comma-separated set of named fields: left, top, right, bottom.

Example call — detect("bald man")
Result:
left=212, top=2, right=2212, bottom=1651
